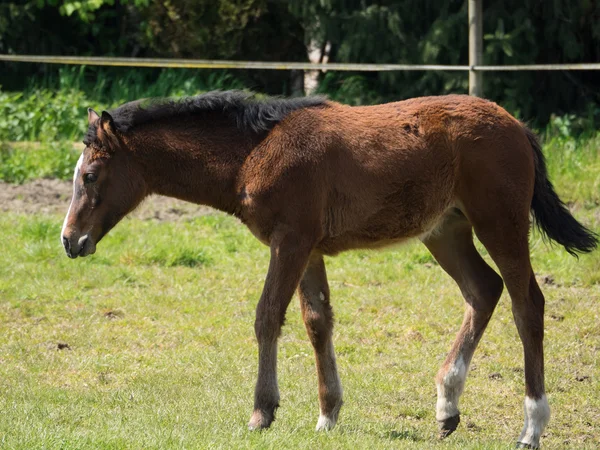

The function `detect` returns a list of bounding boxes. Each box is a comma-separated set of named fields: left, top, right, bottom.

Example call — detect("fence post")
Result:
left=468, top=0, right=483, bottom=96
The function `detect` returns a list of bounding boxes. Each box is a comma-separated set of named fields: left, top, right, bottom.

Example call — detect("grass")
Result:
left=0, top=126, right=598, bottom=448
left=0, top=204, right=599, bottom=449
left=543, top=133, right=600, bottom=208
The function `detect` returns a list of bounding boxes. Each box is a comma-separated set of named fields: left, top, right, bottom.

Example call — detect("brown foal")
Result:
left=61, top=91, right=596, bottom=448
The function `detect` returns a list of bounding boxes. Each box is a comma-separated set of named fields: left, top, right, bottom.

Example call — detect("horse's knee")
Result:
left=301, top=297, right=333, bottom=349
left=254, top=312, right=283, bottom=343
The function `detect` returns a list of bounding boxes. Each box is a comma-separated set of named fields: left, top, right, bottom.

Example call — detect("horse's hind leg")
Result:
left=421, top=212, right=504, bottom=438
left=298, top=254, right=343, bottom=431
left=452, top=124, right=551, bottom=447
left=472, top=217, right=550, bottom=449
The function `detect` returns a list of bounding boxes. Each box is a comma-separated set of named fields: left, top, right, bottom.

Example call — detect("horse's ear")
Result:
left=96, top=111, right=119, bottom=150
left=100, top=111, right=115, bottom=134
left=88, top=108, right=99, bottom=125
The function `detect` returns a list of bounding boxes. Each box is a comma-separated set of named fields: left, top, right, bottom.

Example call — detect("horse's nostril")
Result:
left=62, top=236, right=70, bottom=251
left=78, top=236, right=88, bottom=255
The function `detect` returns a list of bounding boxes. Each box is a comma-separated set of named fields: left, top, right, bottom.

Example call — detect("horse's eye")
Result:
left=83, top=173, right=98, bottom=184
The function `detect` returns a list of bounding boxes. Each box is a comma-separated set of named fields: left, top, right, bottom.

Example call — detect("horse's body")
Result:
left=60, top=91, right=597, bottom=449
left=242, top=98, right=456, bottom=254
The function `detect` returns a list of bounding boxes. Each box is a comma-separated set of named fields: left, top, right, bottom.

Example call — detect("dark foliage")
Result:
left=1, top=0, right=599, bottom=126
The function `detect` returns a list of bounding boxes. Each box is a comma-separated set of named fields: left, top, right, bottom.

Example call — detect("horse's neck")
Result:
left=130, top=120, right=254, bottom=214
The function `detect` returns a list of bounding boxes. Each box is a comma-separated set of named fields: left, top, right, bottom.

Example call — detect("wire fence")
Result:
left=1, top=54, right=599, bottom=72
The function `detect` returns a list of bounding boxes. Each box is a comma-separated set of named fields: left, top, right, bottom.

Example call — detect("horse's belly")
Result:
left=317, top=234, right=412, bottom=255
left=316, top=182, right=460, bottom=256
left=317, top=206, right=438, bottom=255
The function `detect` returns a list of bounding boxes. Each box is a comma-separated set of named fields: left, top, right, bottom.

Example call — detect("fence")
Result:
left=0, top=0, right=599, bottom=96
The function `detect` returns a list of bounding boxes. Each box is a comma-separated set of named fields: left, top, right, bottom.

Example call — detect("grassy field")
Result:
left=0, top=203, right=599, bottom=449
left=0, top=131, right=599, bottom=448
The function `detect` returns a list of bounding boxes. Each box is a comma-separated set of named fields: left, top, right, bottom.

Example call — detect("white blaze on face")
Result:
left=60, top=153, right=83, bottom=243
left=518, top=394, right=550, bottom=447
left=436, top=355, right=467, bottom=421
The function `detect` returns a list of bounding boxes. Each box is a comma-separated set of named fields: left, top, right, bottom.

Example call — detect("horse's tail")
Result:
left=526, top=127, right=597, bottom=256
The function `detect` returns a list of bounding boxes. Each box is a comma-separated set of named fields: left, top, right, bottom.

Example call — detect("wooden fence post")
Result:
left=469, top=0, right=483, bottom=96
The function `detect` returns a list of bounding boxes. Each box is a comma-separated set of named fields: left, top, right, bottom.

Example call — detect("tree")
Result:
left=1, top=0, right=599, bottom=124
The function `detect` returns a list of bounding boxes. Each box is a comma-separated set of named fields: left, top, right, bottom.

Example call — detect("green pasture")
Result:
left=0, top=130, right=599, bottom=448
left=0, top=202, right=599, bottom=448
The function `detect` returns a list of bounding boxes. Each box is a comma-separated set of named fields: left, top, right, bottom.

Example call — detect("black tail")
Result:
left=526, top=127, right=598, bottom=256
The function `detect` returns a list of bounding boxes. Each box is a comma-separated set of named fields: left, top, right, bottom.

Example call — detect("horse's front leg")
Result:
left=248, top=229, right=315, bottom=430
left=298, top=254, right=343, bottom=431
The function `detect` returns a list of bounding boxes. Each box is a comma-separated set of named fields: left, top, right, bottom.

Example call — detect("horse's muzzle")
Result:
left=62, top=233, right=96, bottom=258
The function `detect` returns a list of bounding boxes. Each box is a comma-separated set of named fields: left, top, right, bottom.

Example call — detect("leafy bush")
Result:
left=545, top=106, right=600, bottom=140
left=0, top=142, right=80, bottom=183
left=0, top=89, right=103, bottom=142
left=0, top=67, right=248, bottom=143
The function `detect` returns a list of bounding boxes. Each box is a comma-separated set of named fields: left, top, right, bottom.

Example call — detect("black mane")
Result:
left=85, top=90, right=327, bottom=145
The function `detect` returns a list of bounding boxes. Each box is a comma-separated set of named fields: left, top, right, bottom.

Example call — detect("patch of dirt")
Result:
left=103, top=309, right=125, bottom=319
left=404, top=329, right=425, bottom=342
left=0, top=179, right=213, bottom=221
left=465, top=421, right=481, bottom=432
left=539, top=274, right=555, bottom=286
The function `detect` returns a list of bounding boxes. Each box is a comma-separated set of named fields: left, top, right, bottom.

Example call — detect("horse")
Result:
left=60, top=91, right=597, bottom=448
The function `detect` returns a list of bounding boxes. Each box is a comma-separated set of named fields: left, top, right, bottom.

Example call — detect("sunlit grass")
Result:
left=0, top=208, right=598, bottom=449
left=544, top=133, right=600, bottom=207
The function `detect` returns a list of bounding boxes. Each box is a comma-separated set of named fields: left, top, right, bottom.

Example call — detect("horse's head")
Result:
left=61, top=108, right=147, bottom=258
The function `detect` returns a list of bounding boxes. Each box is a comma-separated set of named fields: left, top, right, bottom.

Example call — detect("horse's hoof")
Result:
left=316, top=414, right=336, bottom=431
left=438, top=414, right=460, bottom=439
left=516, top=442, right=538, bottom=449
left=248, top=409, right=275, bottom=431
left=315, top=400, right=343, bottom=431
